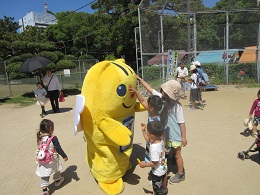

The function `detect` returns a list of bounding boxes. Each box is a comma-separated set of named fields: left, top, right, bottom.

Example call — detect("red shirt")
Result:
left=249, top=99, right=260, bottom=117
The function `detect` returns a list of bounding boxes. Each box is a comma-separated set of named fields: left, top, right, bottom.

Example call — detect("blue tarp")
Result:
left=194, top=49, right=238, bottom=64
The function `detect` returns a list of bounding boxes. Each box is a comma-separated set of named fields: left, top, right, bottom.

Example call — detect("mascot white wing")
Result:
left=73, top=95, right=85, bottom=135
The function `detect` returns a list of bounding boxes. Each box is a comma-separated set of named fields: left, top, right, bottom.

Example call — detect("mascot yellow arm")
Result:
left=135, top=102, right=146, bottom=112
left=95, top=112, right=132, bottom=146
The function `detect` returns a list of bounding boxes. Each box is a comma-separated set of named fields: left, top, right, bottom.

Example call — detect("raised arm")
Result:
left=136, top=75, right=154, bottom=94
left=129, top=85, right=149, bottom=110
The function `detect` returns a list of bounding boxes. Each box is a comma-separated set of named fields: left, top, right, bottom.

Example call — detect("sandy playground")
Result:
left=0, top=85, right=259, bottom=195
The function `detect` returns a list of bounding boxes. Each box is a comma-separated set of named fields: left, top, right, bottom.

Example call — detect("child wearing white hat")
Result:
left=136, top=75, right=187, bottom=184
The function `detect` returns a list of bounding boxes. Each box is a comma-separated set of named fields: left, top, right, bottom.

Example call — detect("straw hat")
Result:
left=161, top=80, right=181, bottom=100
left=190, top=64, right=196, bottom=71
left=243, top=118, right=253, bottom=130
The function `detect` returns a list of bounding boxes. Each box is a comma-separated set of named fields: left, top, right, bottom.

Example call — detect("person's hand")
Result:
left=182, top=137, right=187, bottom=147
left=141, top=123, right=146, bottom=132
left=129, top=85, right=136, bottom=93
left=64, top=157, right=68, bottom=162
left=139, top=161, right=146, bottom=168
left=164, top=147, right=171, bottom=154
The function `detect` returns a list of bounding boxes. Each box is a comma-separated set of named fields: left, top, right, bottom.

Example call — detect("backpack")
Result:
left=193, top=73, right=200, bottom=86
left=36, top=136, right=54, bottom=164
left=202, top=72, right=209, bottom=85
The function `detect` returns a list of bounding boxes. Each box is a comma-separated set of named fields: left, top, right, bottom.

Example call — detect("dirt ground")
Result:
left=0, top=85, right=259, bottom=195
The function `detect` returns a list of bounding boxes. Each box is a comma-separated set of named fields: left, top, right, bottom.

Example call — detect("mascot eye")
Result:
left=117, top=84, right=127, bottom=97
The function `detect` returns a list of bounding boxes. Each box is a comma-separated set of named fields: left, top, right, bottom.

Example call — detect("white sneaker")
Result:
left=55, top=177, right=64, bottom=187
left=188, top=107, right=195, bottom=110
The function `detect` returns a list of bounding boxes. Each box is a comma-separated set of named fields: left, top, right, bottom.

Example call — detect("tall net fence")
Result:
left=137, top=1, right=259, bottom=90
left=0, top=59, right=98, bottom=98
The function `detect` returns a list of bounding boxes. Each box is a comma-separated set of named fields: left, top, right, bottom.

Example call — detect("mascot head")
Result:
left=82, top=59, right=137, bottom=118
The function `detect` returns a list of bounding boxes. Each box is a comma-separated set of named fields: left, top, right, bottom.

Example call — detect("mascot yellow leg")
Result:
left=99, top=178, right=124, bottom=195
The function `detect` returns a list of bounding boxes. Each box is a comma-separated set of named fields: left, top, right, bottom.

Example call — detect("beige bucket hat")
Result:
left=190, top=64, right=196, bottom=71
left=161, top=80, right=181, bottom=100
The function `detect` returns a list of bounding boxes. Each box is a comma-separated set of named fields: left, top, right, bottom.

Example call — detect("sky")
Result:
left=0, top=0, right=220, bottom=22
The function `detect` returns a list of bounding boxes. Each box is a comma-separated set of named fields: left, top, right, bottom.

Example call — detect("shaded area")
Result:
left=123, top=144, right=145, bottom=185
left=0, top=88, right=81, bottom=104
left=48, top=165, right=80, bottom=195
left=62, top=88, right=81, bottom=96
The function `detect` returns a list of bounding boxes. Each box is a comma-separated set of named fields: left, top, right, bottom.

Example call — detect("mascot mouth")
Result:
left=123, top=102, right=134, bottom=108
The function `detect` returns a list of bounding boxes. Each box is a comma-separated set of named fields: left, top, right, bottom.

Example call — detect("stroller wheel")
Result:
left=238, top=152, right=245, bottom=160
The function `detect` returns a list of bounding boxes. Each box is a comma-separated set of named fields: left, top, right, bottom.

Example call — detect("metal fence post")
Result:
left=4, top=61, right=11, bottom=96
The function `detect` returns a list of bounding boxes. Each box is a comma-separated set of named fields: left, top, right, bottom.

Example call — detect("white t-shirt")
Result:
left=175, top=67, right=188, bottom=79
left=43, top=75, right=61, bottom=91
left=190, top=73, right=198, bottom=89
left=150, top=140, right=167, bottom=176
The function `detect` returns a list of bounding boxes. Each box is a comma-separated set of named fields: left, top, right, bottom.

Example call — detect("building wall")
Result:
left=18, top=11, right=57, bottom=33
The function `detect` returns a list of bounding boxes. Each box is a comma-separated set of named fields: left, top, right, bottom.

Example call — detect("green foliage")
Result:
left=64, top=55, right=77, bottom=60
left=0, top=16, right=19, bottom=38
left=44, top=62, right=58, bottom=70
left=0, top=40, right=9, bottom=48
left=11, top=41, right=27, bottom=51
left=5, top=62, right=22, bottom=73
left=105, top=53, right=116, bottom=60
left=20, top=26, right=47, bottom=42
left=79, top=55, right=95, bottom=60
left=20, top=53, right=33, bottom=61
left=56, top=60, right=77, bottom=70
left=0, top=1, right=259, bottom=83
left=53, top=51, right=65, bottom=59
left=5, top=62, right=28, bottom=79
left=198, top=62, right=257, bottom=85
left=39, top=43, right=56, bottom=51
left=140, top=65, right=162, bottom=82
left=38, top=51, right=58, bottom=62
left=27, top=42, right=40, bottom=51
left=7, top=56, right=21, bottom=63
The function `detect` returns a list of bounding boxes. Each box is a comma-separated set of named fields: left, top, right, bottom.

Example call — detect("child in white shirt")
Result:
left=35, top=82, right=47, bottom=117
left=139, top=121, right=168, bottom=195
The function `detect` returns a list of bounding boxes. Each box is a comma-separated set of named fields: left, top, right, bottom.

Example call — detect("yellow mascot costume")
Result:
left=74, top=59, right=144, bottom=195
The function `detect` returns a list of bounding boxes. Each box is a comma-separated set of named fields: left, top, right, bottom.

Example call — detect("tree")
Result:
left=0, top=16, right=19, bottom=60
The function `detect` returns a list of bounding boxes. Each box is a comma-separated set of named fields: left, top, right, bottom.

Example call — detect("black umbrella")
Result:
left=19, top=56, right=52, bottom=73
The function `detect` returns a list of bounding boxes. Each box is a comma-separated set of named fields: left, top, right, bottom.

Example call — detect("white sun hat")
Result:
left=193, top=61, right=201, bottom=67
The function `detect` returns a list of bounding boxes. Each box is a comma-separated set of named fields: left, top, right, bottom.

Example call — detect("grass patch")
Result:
left=0, top=95, right=35, bottom=106
left=0, top=88, right=81, bottom=107
left=235, top=83, right=260, bottom=89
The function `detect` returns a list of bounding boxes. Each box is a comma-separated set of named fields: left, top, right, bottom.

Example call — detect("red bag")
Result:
left=59, top=92, right=65, bottom=102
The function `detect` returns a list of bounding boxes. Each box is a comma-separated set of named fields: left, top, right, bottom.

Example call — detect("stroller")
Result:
left=237, top=134, right=260, bottom=160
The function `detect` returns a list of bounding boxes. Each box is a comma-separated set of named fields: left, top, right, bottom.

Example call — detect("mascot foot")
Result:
left=99, top=178, right=124, bottom=195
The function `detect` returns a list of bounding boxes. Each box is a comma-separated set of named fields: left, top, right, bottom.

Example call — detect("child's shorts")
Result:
left=253, top=116, right=260, bottom=124
left=167, top=140, right=182, bottom=148
left=150, top=171, right=166, bottom=195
